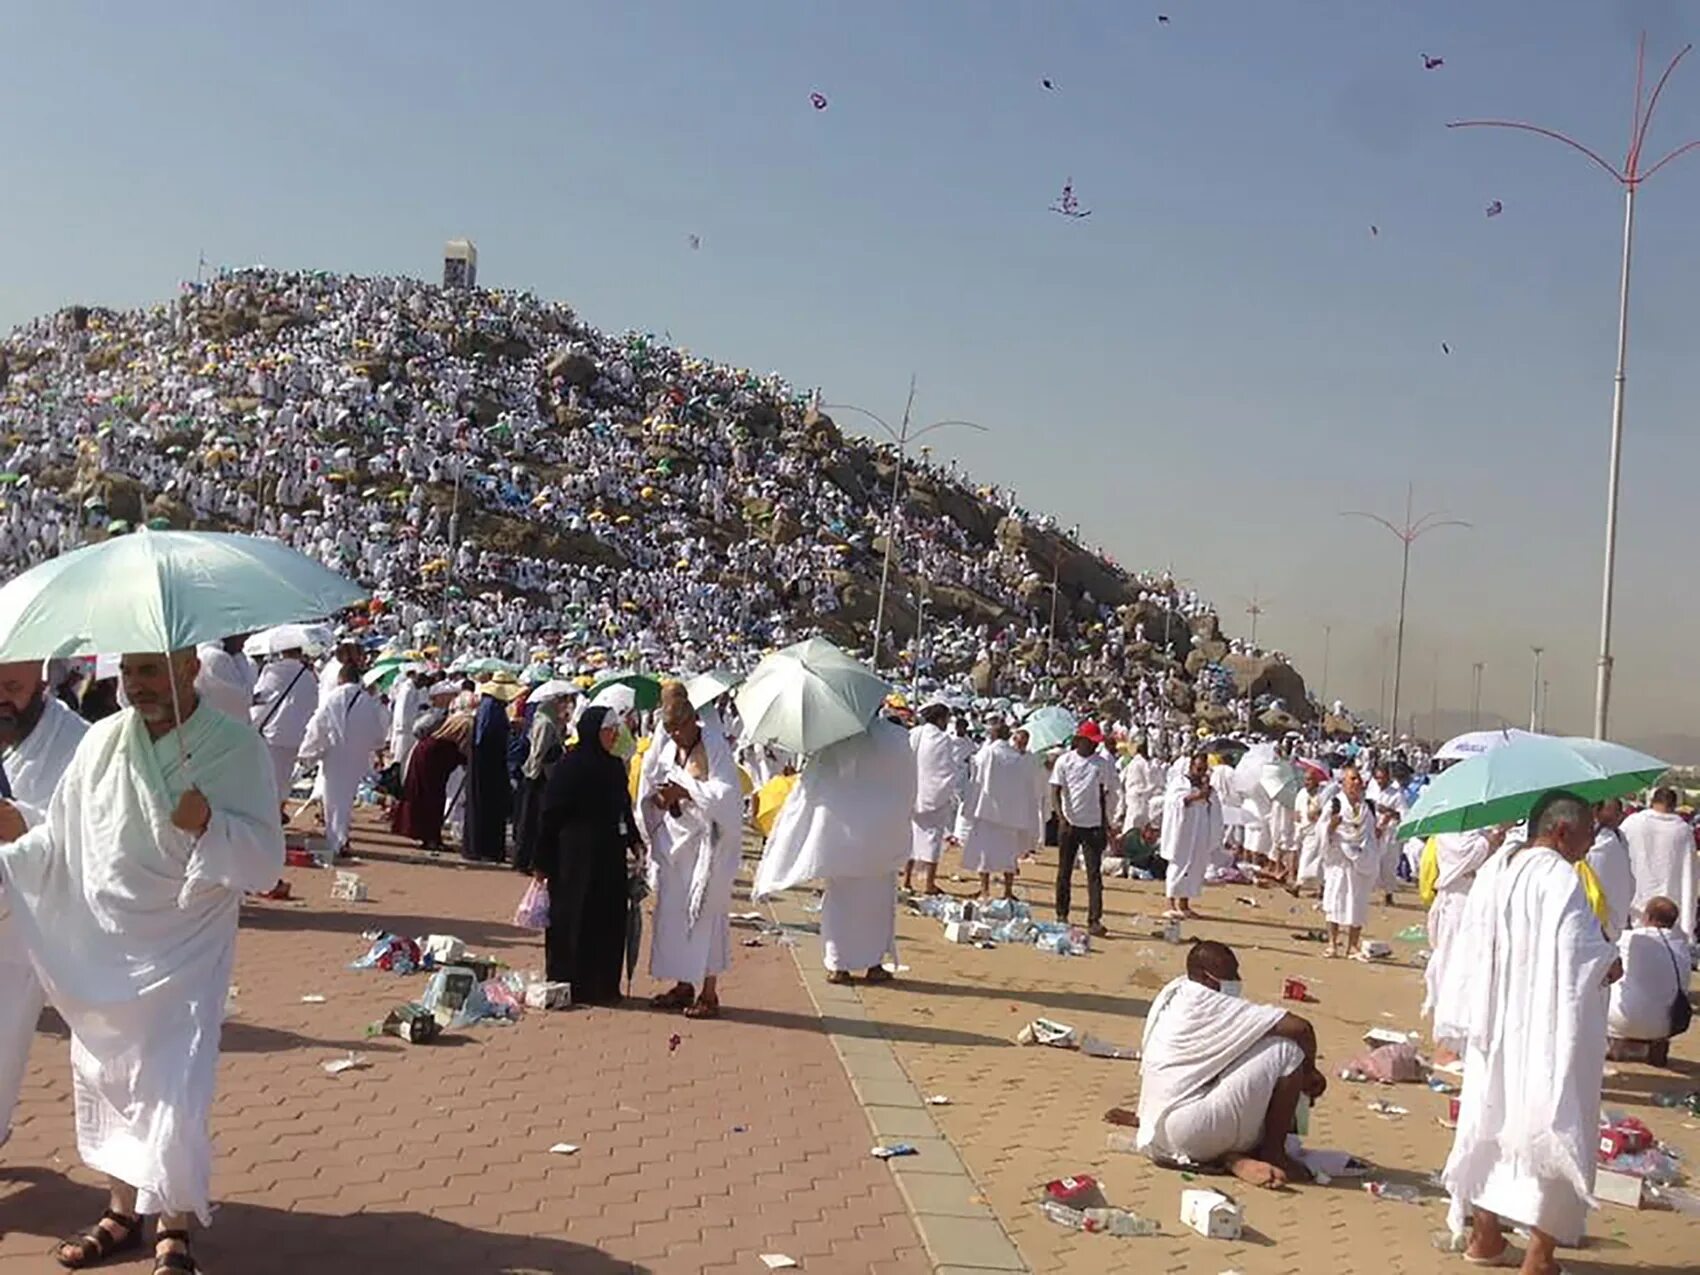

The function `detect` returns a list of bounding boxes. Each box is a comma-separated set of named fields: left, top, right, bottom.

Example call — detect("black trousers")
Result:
left=1055, top=823, right=1106, bottom=925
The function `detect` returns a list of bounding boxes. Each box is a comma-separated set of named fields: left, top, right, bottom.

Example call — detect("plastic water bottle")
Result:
left=1104, top=1131, right=1140, bottom=1154
left=1364, top=1182, right=1421, bottom=1204
left=1040, top=1201, right=1156, bottom=1236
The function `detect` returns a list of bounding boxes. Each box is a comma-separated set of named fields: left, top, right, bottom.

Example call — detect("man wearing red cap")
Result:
left=1049, top=720, right=1118, bottom=936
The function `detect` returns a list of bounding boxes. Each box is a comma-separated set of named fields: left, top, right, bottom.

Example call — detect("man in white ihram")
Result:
left=754, top=714, right=915, bottom=984
left=297, top=662, right=388, bottom=859
left=1439, top=790, right=1621, bottom=1273
left=248, top=645, right=317, bottom=811
left=1585, top=798, right=1633, bottom=941
left=640, top=683, right=742, bottom=1019
left=905, top=702, right=962, bottom=897
left=959, top=720, right=1043, bottom=900
left=1119, top=939, right=1326, bottom=1189
left=1606, top=895, right=1692, bottom=1068
left=0, top=648, right=282, bottom=1273
left=1159, top=752, right=1223, bottom=920
left=0, top=659, right=88, bottom=1154
left=387, top=667, right=425, bottom=778
left=1620, top=786, right=1697, bottom=941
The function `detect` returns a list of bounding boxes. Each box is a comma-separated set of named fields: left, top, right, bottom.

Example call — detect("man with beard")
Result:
left=0, top=660, right=89, bottom=1151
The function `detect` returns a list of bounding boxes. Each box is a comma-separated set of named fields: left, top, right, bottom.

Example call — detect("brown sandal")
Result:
left=825, top=970, right=853, bottom=985
left=650, top=985, right=693, bottom=1010
left=54, top=1211, right=142, bottom=1269
left=683, top=995, right=720, bottom=1019
left=152, top=1230, right=197, bottom=1275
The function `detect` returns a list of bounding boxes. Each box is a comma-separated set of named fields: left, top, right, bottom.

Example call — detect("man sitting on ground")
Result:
left=1111, top=940, right=1326, bottom=1188
left=1607, top=895, right=1694, bottom=1068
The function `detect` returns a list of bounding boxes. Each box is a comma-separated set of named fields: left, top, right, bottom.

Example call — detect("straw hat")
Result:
left=477, top=670, right=524, bottom=703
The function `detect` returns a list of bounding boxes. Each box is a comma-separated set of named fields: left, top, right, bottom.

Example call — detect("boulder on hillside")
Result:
left=1222, top=654, right=1312, bottom=723
left=1257, top=707, right=1304, bottom=737
left=544, top=348, right=598, bottom=389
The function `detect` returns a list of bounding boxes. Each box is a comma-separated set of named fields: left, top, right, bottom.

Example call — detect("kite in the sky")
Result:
left=1422, top=54, right=1444, bottom=70
left=1050, top=179, right=1091, bottom=219
left=810, top=91, right=828, bottom=110
left=688, top=234, right=701, bottom=250
left=1370, top=224, right=1379, bottom=236
left=1157, top=14, right=1170, bottom=24
left=1042, top=78, right=1056, bottom=90
left=1441, top=342, right=1452, bottom=355
left=1485, top=200, right=1504, bottom=218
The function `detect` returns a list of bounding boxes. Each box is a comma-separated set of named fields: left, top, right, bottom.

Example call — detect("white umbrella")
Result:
left=1233, top=743, right=1301, bottom=808
left=1434, top=727, right=1537, bottom=762
left=0, top=530, right=363, bottom=661
left=530, top=679, right=578, bottom=706
left=734, top=637, right=889, bottom=756
left=686, top=669, right=741, bottom=710
left=245, top=622, right=335, bottom=658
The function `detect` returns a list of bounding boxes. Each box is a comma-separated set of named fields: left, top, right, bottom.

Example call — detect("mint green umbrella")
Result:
left=1397, top=735, right=1668, bottom=838
left=1022, top=705, right=1079, bottom=752
left=590, top=669, right=665, bottom=711
left=734, top=638, right=888, bottom=756
left=0, top=528, right=366, bottom=660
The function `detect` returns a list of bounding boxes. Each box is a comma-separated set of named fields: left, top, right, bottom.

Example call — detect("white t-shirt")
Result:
left=1049, top=750, right=1116, bottom=828
left=1608, top=925, right=1693, bottom=1041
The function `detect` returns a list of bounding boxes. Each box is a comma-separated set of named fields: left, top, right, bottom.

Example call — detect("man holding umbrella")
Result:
left=0, top=648, right=283, bottom=1273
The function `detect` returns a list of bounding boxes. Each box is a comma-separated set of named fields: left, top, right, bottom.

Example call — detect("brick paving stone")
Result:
left=0, top=815, right=927, bottom=1274
left=800, top=844, right=1700, bottom=1275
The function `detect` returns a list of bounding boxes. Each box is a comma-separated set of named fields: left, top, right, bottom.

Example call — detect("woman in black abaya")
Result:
left=533, top=706, right=642, bottom=1004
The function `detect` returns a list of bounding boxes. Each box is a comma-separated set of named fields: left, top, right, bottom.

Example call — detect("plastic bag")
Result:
left=514, top=878, right=551, bottom=931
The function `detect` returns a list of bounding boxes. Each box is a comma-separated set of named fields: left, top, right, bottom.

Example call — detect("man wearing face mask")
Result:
left=1117, top=940, right=1326, bottom=1190
left=0, top=659, right=88, bottom=1153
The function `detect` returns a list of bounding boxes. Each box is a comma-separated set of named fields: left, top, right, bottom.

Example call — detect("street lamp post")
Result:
left=1529, top=647, right=1544, bottom=732
left=1450, top=36, right=1700, bottom=739
left=1471, top=661, right=1485, bottom=729
left=1244, top=589, right=1267, bottom=648
left=1320, top=624, right=1332, bottom=708
left=823, top=380, right=988, bottom=669
left=1343, top=483, right=1470, bottom=742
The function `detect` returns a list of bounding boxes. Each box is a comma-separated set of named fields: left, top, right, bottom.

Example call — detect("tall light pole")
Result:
left=1244, top=588, right=1268, bottom=648
left=1344, top=484, right=1470, bottom=743
left=1450, top=36, right=1700, bottom=739
left=1529, top=646, right=1544, bottom=732
left=1320, top=624, right=1333, bottom=708
left=1471, top=661, right=1485, bottom=728
left=824, top=381, right=987, bottom=668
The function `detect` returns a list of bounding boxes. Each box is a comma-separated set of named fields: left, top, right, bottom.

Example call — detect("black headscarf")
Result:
left=534, top=705, right=636, bottom=876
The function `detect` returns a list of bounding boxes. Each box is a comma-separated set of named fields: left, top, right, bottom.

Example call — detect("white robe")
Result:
left=387, top=677, right=424, bottom=777
left=194, top=645, right=256, bottom=725
left=909, top=722, right=963, bottom=865
left=755, top=720, right=916, bottom=972
left=0, top=697, right=88, bottom=1145
left=1135, top=977, right=1291, bottom=1160
left=1439, top=845, right=1618, bottom=1246
left=959, top=740, right=1043, bottom=875
left=1620, top=809, right=1698, bottom=941
left=1159, top=772, right=1223, bottom=901
left=1424, top=831, right=1499, bottom=1026
left=0, top=705, right=283, bottom=1222
left=641, top=713, right=742, bottom=986
left=1584, top=826, right=1634, bottom=941
left=1320, top=796, right=1379, bottom=927
left=1292, top=786, right=1327, bottom=883
left=298, top=683, right=387, bottom=853
left=1119, top=755, right=1162, bottom=831
left=249, top=657, right=316, bottom=800
left=1607, top=925, right=1693, bottom=1041
left=1366, top=781, right=1409, bottom=890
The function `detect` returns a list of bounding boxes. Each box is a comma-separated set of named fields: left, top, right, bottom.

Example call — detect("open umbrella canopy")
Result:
left=246, top=622, right=336, bottom=658
left=734, top=637, right=889, bottom=756
left=1021, top=705, right=1078, bottom=753
left=589, top=670, right=665, bottom=711
left=1434, top=727, right=1537, bottom=762
left=530, top=679, right=578, bottom=706
left=0, top=530, right=364, bottom=661
left=685, top=668, right=741, bottom=710
left=1398, top=735, right=1668, bottom=838
left=1233, top=743, right=1301, bottom=808
left=363, top=659, right=421, bottom=692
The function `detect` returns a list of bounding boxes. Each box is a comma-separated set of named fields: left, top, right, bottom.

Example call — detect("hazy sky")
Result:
left=4, top=2, right=1699, bottom=745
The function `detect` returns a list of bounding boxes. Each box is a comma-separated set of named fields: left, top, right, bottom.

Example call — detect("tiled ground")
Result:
left=0, top=817, right=928, bottom=1274
left=833, top=844, right=1700, bottom=1275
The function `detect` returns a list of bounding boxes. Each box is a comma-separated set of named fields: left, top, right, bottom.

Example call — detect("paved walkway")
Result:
left=0, top=819, right=928, bottom=1274
left=833, top=845, right=1700, bottom=1275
